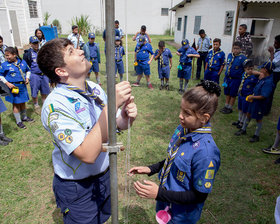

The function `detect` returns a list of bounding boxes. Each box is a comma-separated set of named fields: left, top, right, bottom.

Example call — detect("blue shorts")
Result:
left=0, top=98, right=7, bottom=113
left=53, top=169, right=111, bottom=224
left=238, top=95, right=250, bottom=113
left=248, top=100, right=264, bottom=121
left=224, top=78, right=241, bottom=97
left=89, top=59, right=99, bottom=73
left=204, top=69, right=220, bottom=84
left=5, top=83, right=29, bottom=104
left=136, top=63, right=150, bottom=76
left=115, top=60, right=124, bottom=74
left=158, top=66, right=170, bottom=79
left=177, top=65, right=192, bottom=80
left=30, top=74, right=50, bottom=98
left=277, top=116, right=280, bottom=131
left=156, top=201, right=202, bottom=224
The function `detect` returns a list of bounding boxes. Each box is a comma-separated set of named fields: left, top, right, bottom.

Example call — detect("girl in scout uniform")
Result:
left=115, top=36, right=125, bottom=82
left=235, top=61, right=275, bottom=142
left=0, top=47, right=33, bottom=129
left=129, top=80, right=221, bottom=224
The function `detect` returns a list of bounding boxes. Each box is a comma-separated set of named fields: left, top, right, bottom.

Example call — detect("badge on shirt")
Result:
left=75, top=102, right=86, bottom=114
left=11, top=72, right=16, bottom=77
left=205, top=182, right=212, bottom=188
left=67, top=97, right=77, bottom=103
left=50, top=122, right=59, bottom=133
left=176, top=170, right=185, bottom=182
left=214, top=60, right=217, bottom=64
left=235, top=66, right=239, bottom=69
left=205, top=170, right=215, bottom=179
left=49, top=113, right=59, bottom=122
left=57, top=128, right=73, bottom=144
left=208, top=161, right=214, bottom=168
left=247, top=85, right=250, bottom=88
left=93, top=87, right=100, bottom=95
left=192, top=141, right=200, bottom=149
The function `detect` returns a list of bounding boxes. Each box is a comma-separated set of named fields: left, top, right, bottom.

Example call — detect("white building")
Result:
left=171, top=0, right=280, bottom=63
left=0, top=0, right=43, bottom=47
left=41, top=0, right=182, bottom=35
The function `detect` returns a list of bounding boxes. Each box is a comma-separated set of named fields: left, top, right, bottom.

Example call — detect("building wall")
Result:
left=41, top=0, right=176, bottom=35
left=173, top=0, right=237, bottom=55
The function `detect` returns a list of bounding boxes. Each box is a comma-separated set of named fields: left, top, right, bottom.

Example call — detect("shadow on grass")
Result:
left=120, top=205, right=154, bottom=224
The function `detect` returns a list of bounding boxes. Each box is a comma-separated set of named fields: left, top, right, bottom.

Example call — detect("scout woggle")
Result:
left=11, top=87, right=19, bottom=94
left=246, top=95, right=253, bottom=102
left=133, top=61, right=138, bottom=66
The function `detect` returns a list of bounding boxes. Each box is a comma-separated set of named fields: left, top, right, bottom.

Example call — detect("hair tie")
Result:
left=196, top=80, right=221, bottom=97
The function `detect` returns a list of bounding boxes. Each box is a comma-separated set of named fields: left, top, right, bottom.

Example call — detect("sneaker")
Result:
left=148, top=83, right=154, bottom=89
left=159, top=85, right=163, bottom=90
left=17, top=122, right=26, bottom=129
left=22, top=117, right=34, bottom=123
left=178, top=89, right=184, bottom=95
left=0, top=139, right=9, bottom=146
left=236, top=123, right=243, bottom=129
left=34, top=105, right=41, bottom=115
left=220, top=107, right=227, bottom=113
left=223, top=108, right=233, bottom=114
left=249, top=135, right=259, bottom=143
left=232, top=121, right=240, bottom=126
left=165, top=85, right=169, bottom=90
left=0, top=133, right=13, bottom=143
left=274, top=157, right=280, bottom=164
left=235, top=129, right=246, bottom=136
left=262, top=146, right=280, bottom=155
left=132, top=82, right=140, bottom=87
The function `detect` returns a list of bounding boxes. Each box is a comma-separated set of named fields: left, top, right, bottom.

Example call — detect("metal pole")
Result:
left=105, top=0, right=118, bottom=223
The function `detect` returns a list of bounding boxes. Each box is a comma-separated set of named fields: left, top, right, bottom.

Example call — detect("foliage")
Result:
left=71, top=15, right=92, bottom=36
left=43, top=12, right=51, bottom=26
left=52, top=19, right=62, bottom=34
left=164, top=28, right=174, bottom=36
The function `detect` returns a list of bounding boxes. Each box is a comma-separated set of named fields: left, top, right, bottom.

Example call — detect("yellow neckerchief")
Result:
left=13, top=59, right=25, bottom=82
left=228, top=53, right=241, bottom=76
left=238, top=72, right=251, bottom=93
left=209, top=49, right=222, bottom=68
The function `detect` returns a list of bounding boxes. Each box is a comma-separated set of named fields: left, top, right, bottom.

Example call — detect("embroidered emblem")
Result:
left=214, top=60, right=217, bottom=64
left=208, top=161, right=214, bottom=168
left=192, top=141, right=200, bottom=149
left=11, top=72, right=16, bottom=77
left=181, top=152, right=184, bottom=156
left=58, top=133, right=65, bottom=141
left=198, top=179, right=202, bottom=187
left=246, top=85, right=250, bottom=88
left=67, top=97, right=77, bottom=103
left=49, top=114, right=59, bottom=122
left=205, top=182, right=211, bottom=188
left=176, top=170, right=185, bottom=182
left=65, top=136, right=73, bottom=144
left=50, top=122, right=59, bottom=133
left=205, top=170, right=215, bottom=179
left=75, top=102, right=86, bottom=114
left=235, top=66, right=239, bottom=69
left=64, top=129, right=72, bottom=136
left=93, top=87, right=100, bottom=95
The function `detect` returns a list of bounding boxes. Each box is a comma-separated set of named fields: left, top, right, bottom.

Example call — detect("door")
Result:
left=183, top=16, right=187, bottom=40
left=9, top=10, right=21, bottom=47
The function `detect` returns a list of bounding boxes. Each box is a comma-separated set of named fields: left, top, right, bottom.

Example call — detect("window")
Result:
left=224, top=11, right=234, bottom=35
left=193, top=16, right=201, bottom=34
left=28, top=0, right=38, bottom=18
left=177, top=17, right=182, bottom=31
left=161, top=8, right=169, bottom=16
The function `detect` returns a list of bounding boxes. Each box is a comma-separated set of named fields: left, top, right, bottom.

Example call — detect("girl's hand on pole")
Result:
left=128, top=166, right=151, bottom=176
left=134, top=180, right=159, bottom=199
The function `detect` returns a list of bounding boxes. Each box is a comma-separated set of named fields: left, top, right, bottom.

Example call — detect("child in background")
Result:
left=0, top=36, right=7, bottom=65
left=35, top=28, right=46, bottom=49
left=0, top=97, right=13, bottom=146
left=67, top=25, right=85, bottom=49
left=129, top=80, right=221, bottom=224
left=232, top=59, right=258, bottom=129
left=132, top=35, right=154, bottom=89
left=220, top=41, right=247, bottom=114
left=83, top=33, right=101, bottom=84
left=154, top=41, right=172, bottom=90
left=115, top=36, right=125, bottom=82
left=235, top=61, right=275, bottom=142
left=23, top=36, right=50, bottom=114
left=176, top=39, right=200, bottom=94
left=204, top=38, right=225, bottom=84
left=0, top=47, right=33, bottom=129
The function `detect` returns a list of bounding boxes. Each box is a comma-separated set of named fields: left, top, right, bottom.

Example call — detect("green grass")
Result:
left=0, top=35, right=279, bottom=223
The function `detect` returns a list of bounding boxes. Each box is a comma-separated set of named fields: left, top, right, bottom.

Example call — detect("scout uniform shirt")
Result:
left=0, top=59, right=30, bottom=83
left=135, top=43, right=154, bottom=64
left=225, top=53, right=247, bottom=79
left=41, top=81, right=109, bottom=180
left=115, top=45, right=125, bottom=61
left=0, top=45, right=7, bottom=65
left=197, top=36, right=211, bottom=53
left=206, top=49, right=225, bottom=71
left=154, top=48, right=172, bottom=68
left=67, top=33, right=85, bottom=49
left=239, top=73, right=258, bottom=97
left=158, top=124, right=220, bottom=223
left=30, top=49, right=42, bottom=75
left=179, top=46, right=198, bottom=65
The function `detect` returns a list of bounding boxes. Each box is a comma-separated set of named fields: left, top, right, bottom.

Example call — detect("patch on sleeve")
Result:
left=49, top=114, right=59, bottom=122
left=50, top=122, right=59, bottom=133
left=205, top=170, right=215, bottom=179
left=205, top=182, right=212, bottom=188
left=208, top=161, right=214, bottom=168
left=57, top=129, right=74, bottom=144
left=192, top=141, right=200, bottom=149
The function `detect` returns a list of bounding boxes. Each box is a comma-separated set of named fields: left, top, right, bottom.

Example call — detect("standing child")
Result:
left=68, top=25, right=85, bottom=49
left=132, top=35, right=154, bottom=89
left=0, top=36, right=7, bottom=65
left=23, top=36, right=50, bottom=114
left=83, top=33, right=101, bottom=84
left=235, top=61, right=275, bottom=142
left=232, top=59, right=258, bottom=129
left=0, top=91, right=13, bottom=146
left=220, top=41, right=247, bottom=114
left=129, top=80, right=221, bottom=224
left=115, top=36, right=125, bottom=82
left=154, top=41, right=172, bottom=90
left=176, top=39, right=200, bottom=94
left=204, top=38, right=225, bottom=84
left=35, top=28, right=47, bottom=49
left=0, top=47, right=33, bottom=129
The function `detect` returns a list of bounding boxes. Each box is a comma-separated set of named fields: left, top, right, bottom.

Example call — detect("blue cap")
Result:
left=29, top=36, right=39, bottom=44
left=258, top=61, right=275, bottom=74
left=88, top=33, right=95, bottom=39
left=181, top=39, right=189, bottom=46
left=138, top=35, right=146, bottom=44
left=115, top=36, right=121, bottom=41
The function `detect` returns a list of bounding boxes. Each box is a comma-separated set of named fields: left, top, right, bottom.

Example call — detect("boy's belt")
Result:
left=11, top=81, right=24, bottom=84
left=116, top=59, right=122, bottom=62
left=180, top=62, right=191, bottom=66
left=35, top=72, right=43, bottom=76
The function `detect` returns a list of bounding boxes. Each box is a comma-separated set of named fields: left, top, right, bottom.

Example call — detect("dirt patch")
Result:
left=17, top=150, right=32, bottom=160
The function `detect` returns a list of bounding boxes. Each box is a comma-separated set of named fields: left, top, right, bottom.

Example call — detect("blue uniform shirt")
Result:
left=30, top=49, right=42, bottom=74
left=135, top=33, right=150, bottom=43
left=179, top=46, right=198, bottom=64
left=239, top=73, right=258, bottom=96
left=225, top=53, right=247, bottom=79
left=89, top=43, right=99, bottom=59
left=0, top=59, right=30, bottom=83
left=253, top=75, right=274, bottom=98
left=135, top=43, right=154, bottom=63
left=67, top=33, right=85, bottom=49
left=197, top=36, right=212, bottom=52
left=115, top=46, right=125, bottom=61
left=0, top=45, right=7, bottom=65
left=41, top=81, right=109, bottom=180
left=158, top=124, right=220, bottom=222
left=154, top=48, right=172, bottom=67
left=206, top=49, right=225, bottom=71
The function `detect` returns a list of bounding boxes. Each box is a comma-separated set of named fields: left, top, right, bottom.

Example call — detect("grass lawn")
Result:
left=0, top=35, right=279, bottom=224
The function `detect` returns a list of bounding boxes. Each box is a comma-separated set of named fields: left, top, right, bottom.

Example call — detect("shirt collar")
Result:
left=181, top=123, right=212, bottom=142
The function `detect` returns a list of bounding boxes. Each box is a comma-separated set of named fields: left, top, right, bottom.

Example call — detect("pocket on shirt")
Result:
left=174, top=156, right=192, bottom=184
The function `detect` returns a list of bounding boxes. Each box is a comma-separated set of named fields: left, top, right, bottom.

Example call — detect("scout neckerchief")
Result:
left=209, top=49, right=222, bottom=68
left=227, top=53, right=240, bottom=76
left=13, top=59, right=26, bottom=82
left=116, top=45, right=120, bottom=60
left=63, top=82, right=105, bottom=109
left=238, top=72, right=250, bottom=93
left=159, top=49, right=166, bottom=67
left=159, top=126, right=212, bottom=186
